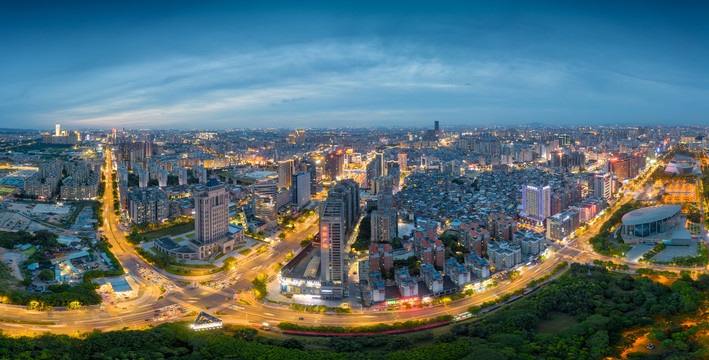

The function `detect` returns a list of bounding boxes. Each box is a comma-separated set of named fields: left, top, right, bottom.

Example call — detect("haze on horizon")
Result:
left=1, top=0, right=708, bottom=130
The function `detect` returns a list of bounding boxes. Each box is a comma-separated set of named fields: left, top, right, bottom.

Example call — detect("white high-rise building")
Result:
left=55, top=123, right=61, bottom=136
left=521, top=185, right=551, bottom=220
left=138, top=170, right=148, bottom=188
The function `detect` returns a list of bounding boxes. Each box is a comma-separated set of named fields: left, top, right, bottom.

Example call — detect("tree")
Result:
left=38, top=269, right=54, bottom=281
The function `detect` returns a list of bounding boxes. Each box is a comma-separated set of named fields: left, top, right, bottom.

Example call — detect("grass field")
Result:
left=140, top=221, right=195, bottom=241
left=0, top=186, right=15, bottom=195
left=536, top=311, right=579, bottom=334
left=238, top=248, right=252, bottom=256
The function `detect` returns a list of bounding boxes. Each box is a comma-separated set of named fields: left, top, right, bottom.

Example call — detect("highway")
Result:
left=0, top=148, right=705, bottom=336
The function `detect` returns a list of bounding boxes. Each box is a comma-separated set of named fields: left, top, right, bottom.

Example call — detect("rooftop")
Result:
left=622, top=205, right=682, bottom=226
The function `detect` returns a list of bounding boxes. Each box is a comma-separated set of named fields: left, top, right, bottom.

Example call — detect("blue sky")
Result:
left=1, top=1, right=708, bottom=130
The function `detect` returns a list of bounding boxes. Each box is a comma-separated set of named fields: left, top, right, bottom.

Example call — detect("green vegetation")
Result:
left=351, top=215, right=371, bottom=251
left=37, top=269, right=53, bottom=281
left=278, top=315, right=453, bottom=333
left=526, top=261, right=568, bottom=288
left=589, top=202, right=638, bottom=256
left=238, top=248, right=252, bottom=256
left=129, top=219, right=195, bottom=242
left=641, top=243, right=667, bottom=261
left=0, top=318, right=56, bottom=325
left=593, top=259, right=631, bottom=271
left=250, top=273, right=268, bottom=300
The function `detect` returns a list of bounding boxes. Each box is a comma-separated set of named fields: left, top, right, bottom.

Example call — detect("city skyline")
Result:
left=2, top=1, right=709, bottom=130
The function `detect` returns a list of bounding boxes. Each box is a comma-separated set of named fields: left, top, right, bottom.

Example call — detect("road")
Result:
left=0, top=147, right=705, bottom=336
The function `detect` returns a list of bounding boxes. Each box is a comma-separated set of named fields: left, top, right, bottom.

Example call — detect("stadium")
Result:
left=620, top=205, right=690, bottom=245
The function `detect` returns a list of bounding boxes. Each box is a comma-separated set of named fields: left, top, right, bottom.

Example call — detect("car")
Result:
left=298, top=317, right=304, bottom=320
left=646, top=343, right=655, bottom=350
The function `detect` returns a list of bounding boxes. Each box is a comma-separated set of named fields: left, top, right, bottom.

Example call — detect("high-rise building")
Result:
left=398, top=153, right=407, bottom=170
left=328, top=179, right=360, bottom=233
left=291, top=171, right=311, bottom=210
left=128, top=187, right=170, bottom=224
left=546, top=210, right=580, bottom=242
left=590, top=171, right=612, bottom=200
left=55, top=123, right=61, bottom=137
left=325, top=150, right=344, bottom=181
left=138, top=170, right=148, bottom=188
left=306, top=158, right=321, bottom=194
left=190, top=179, right=235, bottom=259
left=371, top=189, right=397, bottom=243
left=158, top=169, right=168, bottom=187
left=520, top=184, right=551, bottom=231
left=434, top=121, right=440, bottom=135
left=320, top=197, right=345, bottom=298
left=375, top=152, right=386, bottom=178
left=178, top=167, right=188, bottom=186
left=193, top=166, right=207, bottom=184
left=278, top=159, right=294, bottom=190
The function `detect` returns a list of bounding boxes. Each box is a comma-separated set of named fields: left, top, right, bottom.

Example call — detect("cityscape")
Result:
left=1, top=1, right=709, bottom=360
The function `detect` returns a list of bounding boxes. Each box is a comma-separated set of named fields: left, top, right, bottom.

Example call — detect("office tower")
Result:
left=398, top=153, right=407, bottom=170
left=138, top=170, right=148, bottom=188
left=191, top=178, right=233, bottom=259
left=178, top=167, right=188, bottom=186
left=291, top=171, right=311, bottom=210
left=55, top=123, right=61, bottom=136
left=320, top=197, right=345, bottom=297
left=325, top=150, right=344, bottom=180
left=253, top=181, right=278, bottom=221
left=434, top=121, right=440, bottom=134
left=278, top=159, right=294, bottom=190
left=306, top=158, right=320, bottom=194
left=590, top=171, right=612, bottom=199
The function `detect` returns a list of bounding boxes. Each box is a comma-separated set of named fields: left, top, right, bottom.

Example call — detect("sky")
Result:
left=1, top=0, right=708, bottom=130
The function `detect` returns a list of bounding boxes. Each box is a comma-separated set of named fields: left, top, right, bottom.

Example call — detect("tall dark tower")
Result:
left=434, top=121, right=440, bottom=135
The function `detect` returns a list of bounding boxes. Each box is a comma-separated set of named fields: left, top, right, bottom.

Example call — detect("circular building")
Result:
left=620, top=205, right=682, bottom=240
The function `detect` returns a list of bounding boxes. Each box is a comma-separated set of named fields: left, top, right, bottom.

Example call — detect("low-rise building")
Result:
left=464, top=253, right=491, bottom=279
left=421, top=264, right=444, bottom=294
left=444, top=258, right=471, bottom=287
left=487, top=241, right=522, bottom=269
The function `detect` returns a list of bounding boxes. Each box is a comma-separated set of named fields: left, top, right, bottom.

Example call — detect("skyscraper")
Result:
left=325, top=150, right=344, bottom=180
left=320, top=196, right=345, bottom=298
left=278, top=159, right=294, bottom=190
left=434, top=121, right=440, bottom=135
left=190, top=178, right=235, bottom=259
left=291, top=171, right=311, bottom=210
left=375, top=152, right=386, bottom=178
left=55, top=123, right=61, bottom=136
